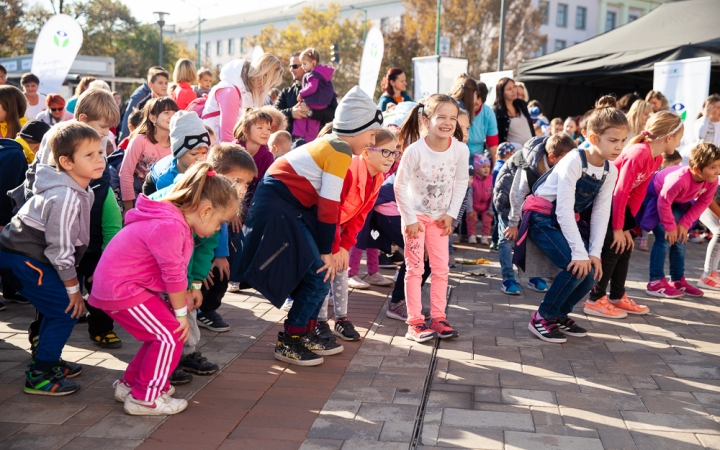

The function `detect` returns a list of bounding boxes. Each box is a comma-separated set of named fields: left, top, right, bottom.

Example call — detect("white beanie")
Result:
left=333, top=86, right=383, bottom=136
left=170, top=111, right=211, bottom=158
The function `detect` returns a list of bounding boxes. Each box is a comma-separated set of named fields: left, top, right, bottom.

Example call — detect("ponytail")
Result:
left=398, top=94, right=464, bottom=150
left=163, top=162, right=239, bottom=214
left=586, top=94, right=628, bottom=136
left=626, top=110, right=683, bottom=147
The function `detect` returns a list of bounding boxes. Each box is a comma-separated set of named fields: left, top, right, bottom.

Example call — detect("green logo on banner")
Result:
left=53, top=30, right=69, bottom=48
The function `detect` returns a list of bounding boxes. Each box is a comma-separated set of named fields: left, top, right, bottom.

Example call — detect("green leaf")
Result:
left=53, top=34, right=59, bottom=46
left=681, top=110, right=687, bottom=121
left=62, top=38, right=69, bottom=48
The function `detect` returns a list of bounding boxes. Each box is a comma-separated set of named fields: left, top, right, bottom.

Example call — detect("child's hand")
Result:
left=436, top=215, right=454, bottom=236
left=589, top=256, right=603, bottom=281
left=188, top=289, right=203, bottom=311
left=404, top=222, right=424, bottom=239
left=677, top=224, right=689, bottom=244
left=318, top=253, right=337, bottom=283
left=334, top=248, right=349, bottom=272
left=504, top=226, right=518, bottom=241
left=610, top=229, right=627, bottom=254
left=229, top=216, right=243, bottom=234
left=623, top=230, right=635, bottom=252
left=297, top=95, right=302, bottom=103
left=212, top=257, right=230, bottom=282
left=174, top=315, right=190, bottom=343
left=665, top=228, right=678, bottom=245
left=566, top=259, right=591, bottom=279
left=65, top=291, right=85, bottom=319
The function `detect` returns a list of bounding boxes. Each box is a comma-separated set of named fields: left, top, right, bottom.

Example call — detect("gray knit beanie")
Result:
left=333, top=86, right=383, bottom=136
left=170, top=111, right=211, bottom=158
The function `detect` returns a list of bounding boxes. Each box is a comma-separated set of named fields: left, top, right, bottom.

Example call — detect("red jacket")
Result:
left=472, top=173, right=492, bottom=213
left=172, top=81, right=198, bottom=111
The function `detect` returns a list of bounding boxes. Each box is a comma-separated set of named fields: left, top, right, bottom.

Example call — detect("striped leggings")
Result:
left=106, top=296, right=183, bottom=402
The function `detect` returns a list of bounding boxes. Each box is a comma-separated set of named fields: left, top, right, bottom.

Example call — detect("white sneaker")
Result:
left=124, top=393, right=188, bottom=416
left=114, top=379, right=175, bottom=402
left=348, top=275, right=371, bottom=289
left=227, top=282, right=240, bottom=293
left=480, top=236, right=490, bottom=245
left=468, top=235, right=477, bottom=244
left=281, top=298, right=294, bottom=311
left=365, top=272, right=393, bottom=286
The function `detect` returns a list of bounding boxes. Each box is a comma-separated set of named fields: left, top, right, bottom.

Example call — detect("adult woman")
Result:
left=493, top=77, right=534, bottom=154
left=202, top=53, right=284, bottom=142
left=20, top=73, right=46, bottom=121
left=645, top=90, right=670, bottom=113
left=66, top=76, right=96, bottom=114
left=449, top=74, right=498, bottom=162
left=35, top=94, right=73, bottom=125
left=377, top=68, right=412, bottom=112
left=625, top=99, right=653, bottom=141
left=515, top=81, right=530, bottom=102
left=171, top=58, right=198, bottom=110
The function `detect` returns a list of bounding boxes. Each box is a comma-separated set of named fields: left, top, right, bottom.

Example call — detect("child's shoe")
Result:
left=669, top=277, right=704, bottom=297
left=688, top=231, right=703, bottom=243
left=180, top=352, right=219, bottom=375
left=582, top=297, right=628, bottom=319
left=24, top=367, right=80, bottom=396
left=489, top=243, right=499, bottom=251
left=124, top=393, right=188, bottom=416
left=90, top=331, right=122, bottom=349
left=274, top=332, right=324, bottom=366
left=386, top=300, right=408, bottom=321
left=281, top=298, right=294, bottom=311
left=699, top=271, right=720, bottom=291
left=451, top=233, right=460, bottom=244
left=608, top=294, right=650, bottom=315
left=556, top=317, right=588, bottom=337
left=227, top=282, right=240, bottom=293
left=170, top=366, right=193, bottom=385
left=314, top=320, right=336, bottom=341
left=54, top=359, right=83, bottom=378
left=365, top=272, right=393, bottom=286
left=528, top=311, right=566, bottom=343
left=501, top=279, right=522, bottom=296
left=301, top=332, right=344, bottom=356
left=479, top=236, right=489, bottom=245
left=429, top=318, right=459, bottom=339
left=638, top=238, right=649, bottom=251
left=405, top=323, right=438, bottom=343
left=333, top=317, right=361, bottom=341
left=197, top=310, right=230, bottom=332
left=348, top=275, right=371, bottom=290
left=113, top=379, right=175, bottom=402
left=527, top=278, right=549, bottom=292
left=468, top=235, right=477, bottom=244
left=646, top=278, right=684, bottom=298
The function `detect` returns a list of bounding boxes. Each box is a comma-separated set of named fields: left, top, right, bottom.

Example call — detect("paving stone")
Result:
left=435, top=426, right=503, bottom=449
left=341, top=440, right=411, bottom=450
left=501, top=389, right=557, bottom=406
left=60, top=437, right=144, bottom=449
left=627, top=375, right=660, bottom=390
left=441, top=408, right=534, bottom=431
left=531, top=406, right=564, bottom=428
left=622, top=411, right=720, bottom=435
left=356, top=403, right=418, bottom=422
left=378, top=421, right=414, bottom=442
left=577, top=374, right=636, bottom=395
left=696, top=434, right=720, bottom=449
left=330, top=387, right=395, bottom=403
left=306, top=417, right=383, bottom=440
left=0, top=402, right=86, bottom=424
left=596, top=427, right=638, bottom=450
left=319, top=400, right=362, bottom=419
left=444, top=370, right=498, bottom=387
left=629, top=430, right=704, bottom=450
left=556, top=392, right=647, bottom=411
left=652, top=375, right=720, bottom=393
left=533, top=425, right=598, bottom=438
left=499, top=374, right=580, bottom=392
left=693, top=392, right=720, bottom=409
left=669, top=364, right=720, bottom=379
left=473, top=387, right=502, bottom=404
left=427, top=391, right=472, bottom=409
left=636, top=389, right=708, bottom=414
left=0, top=433, right=75, bottom=450
left=560, top=407, right=626, bottom=429
left=299, top=438, right=344, bottom=450
left=504, top=431, right=603, bottom=450
left=80, top=412, right=164, bottom=439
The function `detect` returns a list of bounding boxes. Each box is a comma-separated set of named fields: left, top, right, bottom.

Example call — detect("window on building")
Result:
left=381, top=17, right=390, bottom=34
left=576, top=6, right=586, bottom=29
left=228, top=39, right=235, bottom=55
left=216, top=40, right=222, bottom=56
left=540, top=1, right=549, bottom=25
left=628, top=14, right=639, bottom=22
left=536, top=41, right=547, bottom=57
left=606, top=11, right=617, bottom=31
left=557, top=4, right=568, bottom=27
left=240, top=37, right=245, bottom=54
left=205, top=42, right=210, bottom=57
left=555, top=39, right=566, bottom=51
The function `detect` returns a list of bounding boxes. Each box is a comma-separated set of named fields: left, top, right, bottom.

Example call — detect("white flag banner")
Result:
left=358, top=27, right=385, bottom=99
left=31, top=14, right=83, bottom=95
left=480, top=70, right=514, bottom=109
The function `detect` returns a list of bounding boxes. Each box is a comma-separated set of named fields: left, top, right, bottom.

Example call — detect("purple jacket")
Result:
left=300, top=65, right=336, bottom=109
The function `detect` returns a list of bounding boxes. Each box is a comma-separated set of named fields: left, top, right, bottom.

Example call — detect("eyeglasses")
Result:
left=50, top=107, right=64, bottom=112
left=289, top=64, right=300, bottom=69
left=367, top=147, right=402, bottom=159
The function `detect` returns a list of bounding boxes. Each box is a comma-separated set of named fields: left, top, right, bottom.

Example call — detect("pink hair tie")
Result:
left=207, top=170, right=216, bottom=177
left=641, top=130, right=650, bottom=136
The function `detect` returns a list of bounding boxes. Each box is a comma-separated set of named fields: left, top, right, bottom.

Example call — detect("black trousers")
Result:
left=391, top=259, right=432, bottom=303
left=589, top=221, right=632, bottom=301
left=200, top=230, right=236, bottom=314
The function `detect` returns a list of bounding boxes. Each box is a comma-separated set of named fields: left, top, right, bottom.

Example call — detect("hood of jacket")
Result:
left=33, top=164, right=92, bottom=199
left=125, top=194, right=187, bottom=229
left=219, top=59, right=249, bottom=89
left=0, top=138, right=24, bottom=155
left=521, top=136, right=549, bottom=177
left=313, top=65, right=335, bottom=82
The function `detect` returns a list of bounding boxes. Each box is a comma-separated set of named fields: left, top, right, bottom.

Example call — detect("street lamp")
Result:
left=154, top=11, right=169, bottom=67
left=498, top=0, right=507, bottom=70
left=349, top=5, right=368, bottom=41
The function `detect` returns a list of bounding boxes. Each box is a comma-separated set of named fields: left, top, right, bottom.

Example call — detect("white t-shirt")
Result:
left=394, top=137, right=470, bottom=224
left=25, top=94, right=47, bottom=122
left=694, top=116, right=720, bottom=147
left=534, top=150, right=618, bottom=261
left=507, top=115, right=533, bottom=147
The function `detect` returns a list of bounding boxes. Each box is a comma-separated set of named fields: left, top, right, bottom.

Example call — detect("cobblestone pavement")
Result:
left=2, top=236, right=720, bottom=449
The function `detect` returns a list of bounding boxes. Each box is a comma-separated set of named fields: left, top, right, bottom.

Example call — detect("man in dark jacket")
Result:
left=275, top=53, right=338, bottom=138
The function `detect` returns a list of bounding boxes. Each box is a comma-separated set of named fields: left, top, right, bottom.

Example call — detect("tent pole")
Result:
left=498, top=0, right=507, bottom=71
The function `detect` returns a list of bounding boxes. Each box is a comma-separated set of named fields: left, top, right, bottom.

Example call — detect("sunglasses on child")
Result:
left=367, top=147, right=402, bottom=159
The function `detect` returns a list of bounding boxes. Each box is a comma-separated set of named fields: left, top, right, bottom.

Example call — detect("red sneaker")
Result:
left=405, top=324, right=437, bottom=343
left=669, top=277, right=704, bottom=297
left=429, top=318, right=459, bottom=339
left=646, top=278, right=684, bottom=298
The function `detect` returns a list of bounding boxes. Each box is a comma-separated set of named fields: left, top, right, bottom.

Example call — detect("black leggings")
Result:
left=589, top=221, right=632, bottom=301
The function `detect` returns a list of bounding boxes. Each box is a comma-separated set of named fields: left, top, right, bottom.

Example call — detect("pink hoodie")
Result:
left=88, top=195, right=194, bottom=311
left=654, top=165, right=718, bottom=231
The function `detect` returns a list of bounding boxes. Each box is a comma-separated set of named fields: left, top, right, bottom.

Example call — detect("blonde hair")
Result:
left=74, top=76, right=96, bottom=97
left=626, top=110, right=682, bottom=147
left=645, top=90, right=669, bottom=111
left=515, top=81, right=529, bottom=102
left=163, top=162, right=239, bottom=214
left=300, top=48, right=320, bottom=64
left=689, top=142, right=720, bottom=171
left=260, top=105, right=287, bottom=132
left=88, top=80, right=111, bottom=91
left=625, top=100, right=654, bottom=141
left=268, top=130, right=291, bottom=147
left=75, top=88, right=121, bottom=125
left=173, top=58, right=197, bottom=84
left=207, top=143, right=257, bottom=176
left=317, top=122, right=334, bottom=138
left=245, top=54, right=284, bottom=107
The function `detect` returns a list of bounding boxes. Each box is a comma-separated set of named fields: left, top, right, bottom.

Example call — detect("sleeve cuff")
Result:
left=165, top=280, right=189, bottom=293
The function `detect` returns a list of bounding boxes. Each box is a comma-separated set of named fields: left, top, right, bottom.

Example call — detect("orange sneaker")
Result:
left=698, top=271, right=720, bottom=291
left=608, top=294, right=649, bottom=315
left=583, top=297, right=628, bottom=319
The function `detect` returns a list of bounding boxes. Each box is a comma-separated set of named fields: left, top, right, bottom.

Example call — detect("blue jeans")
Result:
left=649, top=206, right=686, bottom=282
left=496, top=215, right=516, bottom=280
left=286, top=219, right=331, bottom=328
left=529, top=213, right=596, bottom=320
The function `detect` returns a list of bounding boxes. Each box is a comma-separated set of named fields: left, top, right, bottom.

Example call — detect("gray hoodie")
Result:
left=0, top=164, right=94, bottom=281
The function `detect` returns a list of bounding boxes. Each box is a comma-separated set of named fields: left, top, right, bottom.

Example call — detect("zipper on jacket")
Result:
left=259, top=242, right=289, bottom=270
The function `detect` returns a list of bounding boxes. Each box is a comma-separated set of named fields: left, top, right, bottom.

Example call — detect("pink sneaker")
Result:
left=646, top=278, right=684, bottom=298
left=699, top=271, right=720, bottom=291
left=669, top=277, right=704, bottom=297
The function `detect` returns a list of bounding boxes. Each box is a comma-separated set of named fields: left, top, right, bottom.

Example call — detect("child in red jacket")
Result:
left=468, top=154, right=493, bottom=245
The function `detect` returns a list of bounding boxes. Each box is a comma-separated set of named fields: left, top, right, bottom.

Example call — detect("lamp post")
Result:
left=435, top=0, right=441, bottom=55
left=498, top=0, right=507, bottom=70
left=154, top=11, right=169, bottom=67
left=349, top=5, right=368, bottom=41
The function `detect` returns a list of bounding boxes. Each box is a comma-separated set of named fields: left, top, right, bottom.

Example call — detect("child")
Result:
left=640, top=142, right=720, bottom=298
left=235, top=86, right=383, bottom=365
left=661, top=150, right=682, bottom=169
left=144, top=111, right=210, bottom=195
left=700, top=185, right=720, bottom=290
left=293, top=48, right=336, bottom=142
left=488, top=142, right=516, bottom=248
left=564, top=116, right=580, bottom=142
left=468, top=155, right=492, bottom=245
left=16, top=120, right=51, bottom=163
left=523, top=97, right=624, bottom=343
left=587, top=111, right=684, bottom=316
left=109, top=108, right=142, bottom=204
left=232, top=109, right=274, bottom=197
left=316, top=129, right=400, bottom=341
left=0, top=138, right=28, bottom=230
left=172, top=59, right=198, bottom=110
left=194, top=67, right=213, bottom=98
left=0, top=85, right=27, bottom=139
left=550, top=118, right=564, bottom=135
left=119, top=68, right=162, bottom=140
left=135, top=67, right=170, bottom=114
left=694, top=94, right=720, bottom=148
left=21, top=73, right=46, bottom=121
left=89, top=163, right=238, bottom=415
left=0, top=122, right=104, bottom=395
left=395, top=94, right=469, bottom=342
left=119, top=97, right=178, bottom=212
left=0, top=64, right=6, bottom=85
left=269, top=130, right=292, bottom=159
left=260, top=104, right=288, bottom=133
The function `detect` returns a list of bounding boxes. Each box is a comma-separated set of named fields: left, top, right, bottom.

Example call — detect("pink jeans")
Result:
left=107, top=296, right=183, bottom=403
left=403, top=215, right=449, bottom=325
left=348, top=246, right=379, bottom=277
left=466, top=209, right=492, bottom=236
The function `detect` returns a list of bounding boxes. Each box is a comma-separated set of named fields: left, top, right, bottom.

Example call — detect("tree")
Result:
left=247, top=3, right=365, bottom=97
left=0, top=0, right=34, bottom=57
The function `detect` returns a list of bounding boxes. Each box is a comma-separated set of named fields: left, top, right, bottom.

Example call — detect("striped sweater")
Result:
left=267, top=134, right=352, bottom=254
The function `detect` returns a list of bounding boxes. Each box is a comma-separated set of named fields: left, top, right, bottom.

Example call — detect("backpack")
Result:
left=186, top=85, right=242, bottom=119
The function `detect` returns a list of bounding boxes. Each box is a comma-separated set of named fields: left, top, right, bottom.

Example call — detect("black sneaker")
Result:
left=197, top=310, right=230, bottom=332
left=378, top=253, right=396, bottom=269
left=54, top=359, right=82, bottom=378
left=527, top=312, right=567, bottom=343
left=390, top=250, right=405, bottom=264
left=3, top=290, right=29, bottom=304
left=333, top=318, right=361, bottom=341
left=315, top=321, right=336, bottom=341
left=302, top=332, right=344, bottom=355
left=24, top=367, right=79, bottom=396
left=557, top=317, right=588, bottom=337
left=170, top=366, right=193, bottom=385
left=90, top=331, right=122, bottom=349
left=180, top=351, right=219, bottom=375
left=274, top=332, right=324, bottom=366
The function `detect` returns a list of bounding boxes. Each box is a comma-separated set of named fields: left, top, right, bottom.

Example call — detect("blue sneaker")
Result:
left=501, top=279, right=522, bottom=296
left=527, top=278, right=549, bottom=293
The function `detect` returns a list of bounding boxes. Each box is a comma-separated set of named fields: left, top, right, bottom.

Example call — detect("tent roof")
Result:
left=518, top=0, right=720, bottom=84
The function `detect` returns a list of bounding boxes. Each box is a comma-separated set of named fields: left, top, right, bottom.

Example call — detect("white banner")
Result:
left=413, top=56, right=439, bottom=100
left=654, top=57, right=712, bottom=158
left=358, top=27, right=385, bottom=99
left=31, top=14, right=83, bottom=96
left=479, top=70, right=514, bottom=108
left=439, top=57, right=468, bottom=95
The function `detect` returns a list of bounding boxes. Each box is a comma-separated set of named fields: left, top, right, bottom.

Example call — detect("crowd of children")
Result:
left=2, top=53, right=720, bottom=418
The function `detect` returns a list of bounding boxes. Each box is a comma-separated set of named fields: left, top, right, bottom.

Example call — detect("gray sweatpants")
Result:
left=318, top=270, right=349, bottom=321
left=182, top=310, right=201, bottom=356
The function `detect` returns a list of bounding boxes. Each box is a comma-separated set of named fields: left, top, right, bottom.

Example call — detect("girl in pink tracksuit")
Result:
left=468, top=154, right=493, bottom=244
left=89, top=163, right=239, bottom=416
